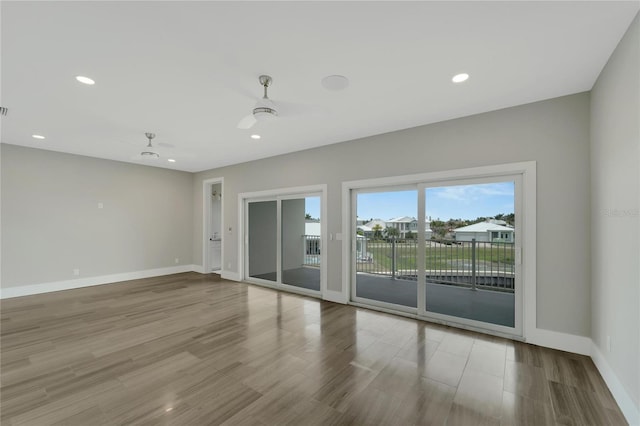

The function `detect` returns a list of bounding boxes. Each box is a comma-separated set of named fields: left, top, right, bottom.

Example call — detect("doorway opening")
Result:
left=203, top=177, right=224, bottom=275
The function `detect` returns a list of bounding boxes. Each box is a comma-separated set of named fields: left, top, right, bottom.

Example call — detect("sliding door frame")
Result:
left=238, top=184, right=328, bottom=299
left=342, top=162, right=536, bottom=340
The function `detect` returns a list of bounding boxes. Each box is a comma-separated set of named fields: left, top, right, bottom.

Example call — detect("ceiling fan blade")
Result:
left=276, top=100, right=327, bottom=118
left=237, top=114, right=257, bottom=129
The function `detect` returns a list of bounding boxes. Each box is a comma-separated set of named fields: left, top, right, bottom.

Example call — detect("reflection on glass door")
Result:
left=248, top=200, right=277, bottom=281
left=424, top=181, right=516, bottom=327
left=281, top=196, right=321, bottom=291
left=354, top=189, right=418, bottom=308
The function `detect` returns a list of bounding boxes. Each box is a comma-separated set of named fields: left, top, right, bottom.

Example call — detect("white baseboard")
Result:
left=191, top=264, right=205, bottom=274
left=323, top=289, right=348, bottom=304
left=220, top=271, right=240, bottom=281
left=526, top=327, right=592, bottom=355
left=0, top=265, right=198, bottom=299
left=591, top=343, right=640, bottom=426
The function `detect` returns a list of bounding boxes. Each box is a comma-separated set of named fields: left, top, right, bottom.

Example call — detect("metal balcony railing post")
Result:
left=391, top=236, right=396, bottom=280
left=471, top=238, right=477, bottom=291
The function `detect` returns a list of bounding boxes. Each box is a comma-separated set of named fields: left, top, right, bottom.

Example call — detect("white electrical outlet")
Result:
left=98, top=202, right=104, bottom=209
left=174, top=258, right=179, bottom=264
left=73, top=268, right=80, bottom=276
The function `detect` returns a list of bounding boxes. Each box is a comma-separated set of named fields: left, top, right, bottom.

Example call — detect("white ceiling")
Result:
left=2, top=1, right=638, bottom=172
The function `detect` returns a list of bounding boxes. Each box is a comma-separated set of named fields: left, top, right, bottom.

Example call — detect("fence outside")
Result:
left=356, top=237, right=515, bottom=292
left=303, top=235, right=321, bottom=266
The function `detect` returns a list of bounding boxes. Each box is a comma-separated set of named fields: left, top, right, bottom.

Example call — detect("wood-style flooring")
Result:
left=0, top=272, right=626, bottom=425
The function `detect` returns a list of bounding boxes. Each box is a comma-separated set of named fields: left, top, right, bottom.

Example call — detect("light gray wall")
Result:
left=193, top=92, right=592, bottom=337
left=247, top=200, right=277, bottom=277
left=591, top=13, right=639, bottom=409
left=1, top=144, right=194, bottom=288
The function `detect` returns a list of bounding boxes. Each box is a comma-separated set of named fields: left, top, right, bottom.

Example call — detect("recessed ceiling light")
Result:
left=452, top=73, right=469, bottom=83
left=168, top=158, right=176, bottom=163
left=250, top=134, right=261, bottom=140
left=321, top=75, right=349, bottom=91
left=75, top=76, right=95, bottom=85
left=32, top=134, right=45, bottom=139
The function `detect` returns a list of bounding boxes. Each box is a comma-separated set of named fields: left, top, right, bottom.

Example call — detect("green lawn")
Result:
left=359, top=242, right=514, bottom=273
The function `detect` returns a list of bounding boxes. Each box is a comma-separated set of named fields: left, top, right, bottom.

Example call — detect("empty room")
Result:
left=1, top=1, right=638, bottom=425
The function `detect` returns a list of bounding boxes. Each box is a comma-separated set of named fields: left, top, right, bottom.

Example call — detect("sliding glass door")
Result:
left=353, top=188, right=418, bottom=308
left=246, top=193, right=323, bottom=296
left=351, top=176, right=522, bottom=336
left=248, top=200, right=277, bottom=282
left=422, top=180, right=517, bottom=330
left=281, top=196, right=321, bottom=292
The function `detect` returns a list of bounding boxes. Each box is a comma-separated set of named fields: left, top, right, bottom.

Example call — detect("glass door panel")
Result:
left=424, top=181, right=516, bottom=327
left=281, top=197, right=321, bottom=291
left=247, top=200, right=277, bottom=282
left=354, top=189, right=418, bottom=308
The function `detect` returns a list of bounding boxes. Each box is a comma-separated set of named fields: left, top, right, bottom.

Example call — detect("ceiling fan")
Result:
left=237, top=75, right=279, bottom=129
left=140, top=132, right=160, bottom=158
left=118, top=132, right=194, bottom=164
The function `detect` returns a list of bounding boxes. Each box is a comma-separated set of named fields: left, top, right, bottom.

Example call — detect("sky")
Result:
left=304, top=182, right=514, bottom=221
left=355, top=182, right=514, bottom=221
left=305, top=196, right=321, bottom=219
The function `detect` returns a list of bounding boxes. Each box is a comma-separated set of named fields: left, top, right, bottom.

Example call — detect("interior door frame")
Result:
left=342, top=162, right=536, bottom=340
left=238, top=184, right=328, bottom=298
left=202, top=177, right=224, bottom=274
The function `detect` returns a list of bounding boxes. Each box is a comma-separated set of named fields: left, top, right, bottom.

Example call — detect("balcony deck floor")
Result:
left=252, top=268, right=514, bottom=327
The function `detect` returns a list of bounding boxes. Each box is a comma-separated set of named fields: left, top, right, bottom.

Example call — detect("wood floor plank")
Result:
left=0, top=272, right=628, bottom=425
left=503, top=361, right=551, bottom=403
left=501, top=390, right=556, bottom=426
left=549, top=380, right=619, bottom=426
left=453, top=367, right=504, bottom=419
left=421, top=350, right=468, bottom=387
left=466, top=342, right=506, bottom=378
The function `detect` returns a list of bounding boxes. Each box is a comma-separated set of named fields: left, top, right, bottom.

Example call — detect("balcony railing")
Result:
left=303, top=235, right=321, bottom=266
left=356, top=237, right=515, bottom=292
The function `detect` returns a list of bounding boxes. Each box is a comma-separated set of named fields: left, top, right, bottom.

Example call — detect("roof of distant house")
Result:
left=453, top=222, right=514, bottom=233
left=387, top=216, right=416, bottom=223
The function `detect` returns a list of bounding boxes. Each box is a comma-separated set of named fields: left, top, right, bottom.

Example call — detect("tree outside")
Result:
left=372, top=224, right=384, bottom=240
